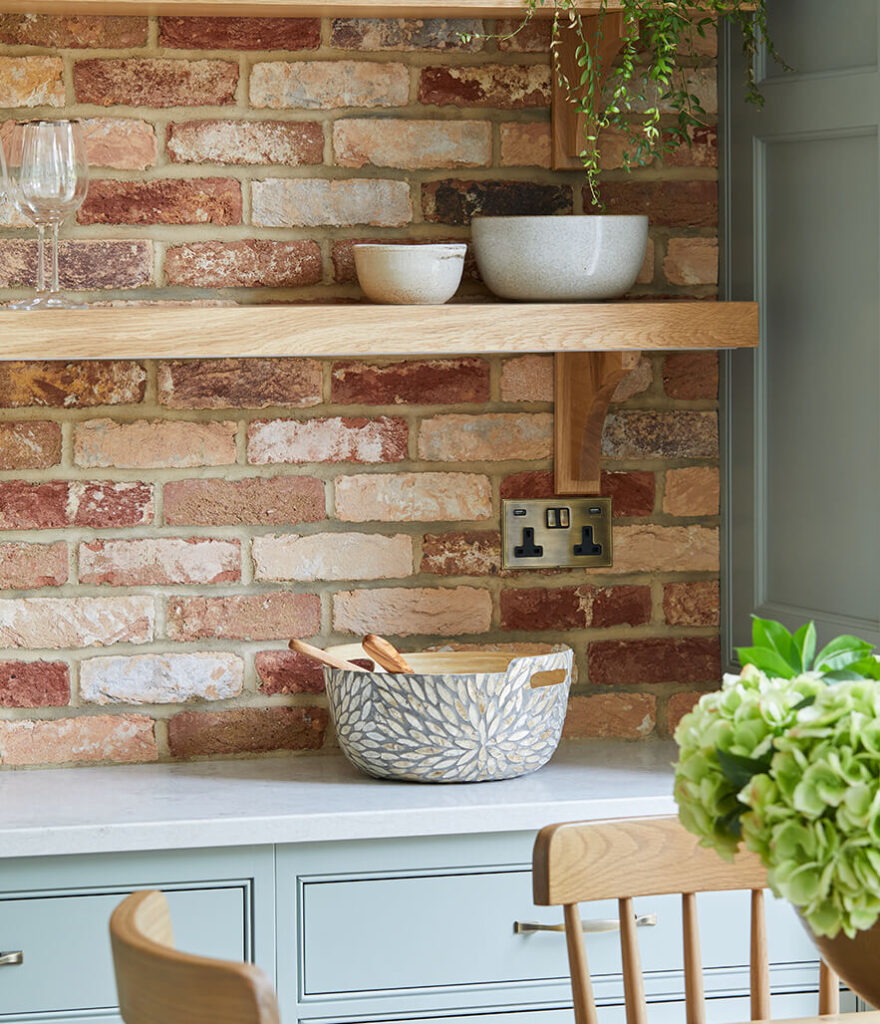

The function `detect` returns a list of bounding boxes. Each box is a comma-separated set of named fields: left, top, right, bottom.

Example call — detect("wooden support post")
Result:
left=554, top=351, right=639, bottom=495
left=551, top=12, right=627, bottom=171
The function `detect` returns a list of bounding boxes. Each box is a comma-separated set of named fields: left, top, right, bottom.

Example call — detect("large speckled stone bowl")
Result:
left=323, top=646, right=573, bottom=783
left=471, top=214, right=648, bottom=301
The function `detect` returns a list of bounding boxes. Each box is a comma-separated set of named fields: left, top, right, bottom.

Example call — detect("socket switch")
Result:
left=502, top=498, right=612, bottom=569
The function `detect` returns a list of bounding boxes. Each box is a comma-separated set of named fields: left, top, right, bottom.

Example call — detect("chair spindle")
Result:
left=563, top=903, right=599, bottom=1024
left=682, top=892, right=706, bottom=1024
left=619, top=896, right=648, bottom=1024
left=819, top=960, right=840, bottom=1016
left=750, top=889, right=771, bottom=1020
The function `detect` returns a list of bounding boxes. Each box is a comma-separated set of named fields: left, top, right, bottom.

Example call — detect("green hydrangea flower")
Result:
left=740, top=679, right=880, bottom=938
left=673, top=664, right=823, bottom=859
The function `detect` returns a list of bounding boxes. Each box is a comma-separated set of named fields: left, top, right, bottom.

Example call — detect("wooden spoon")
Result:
left=362, top=634, right=414, bottom=673
left=288, top=639, right=366, bottom=672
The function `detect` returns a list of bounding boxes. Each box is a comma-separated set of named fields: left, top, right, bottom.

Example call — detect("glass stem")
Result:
left=48, top=223, right=60, bottom=296
left=35, top=226, right=46, bottom=294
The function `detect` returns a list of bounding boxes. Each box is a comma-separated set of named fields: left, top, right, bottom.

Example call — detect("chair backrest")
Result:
left=533, top=816, right=838, bottom=1024
left=110, top=890, right=281, bottom=1024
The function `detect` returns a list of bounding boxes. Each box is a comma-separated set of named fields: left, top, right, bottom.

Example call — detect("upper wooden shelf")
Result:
left=0, top=0, right=626, bottom=16
left=0, top=302, right=757, bottom=360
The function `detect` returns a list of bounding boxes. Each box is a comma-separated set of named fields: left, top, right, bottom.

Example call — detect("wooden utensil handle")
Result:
left=529, top=668, right=568, bottom=689
left=362, top=634, right=414, bottom=673
left=288, top=639, right=362, bottom=672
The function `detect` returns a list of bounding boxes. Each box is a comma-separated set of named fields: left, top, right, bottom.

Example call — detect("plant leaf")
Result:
left=815, top=635, right=876, bottom=672
left=734, top=645, right=797, bottom=679
left=824, top=657, right=880, bottom=682
left=751, top=615, right=799, bottom=672
left=792, top=621, right=817, bottom=673
left=717, top=748, right=772, bottom=791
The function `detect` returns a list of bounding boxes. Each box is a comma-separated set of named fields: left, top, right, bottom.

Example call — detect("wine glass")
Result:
left=1, top=119, right=88, bottom=310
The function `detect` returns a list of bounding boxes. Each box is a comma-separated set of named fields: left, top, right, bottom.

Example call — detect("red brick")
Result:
left=330, top=17, right=484, bottom=51
left=167, top=120, right=323, bottom=166
left=500, top=585, right=651, bottom=631
left=588, top=637, right=720, bottom=686
left=331, top=357, right=489, bottom=404
left=663, top=467, right=719, bottom=517
left=255, top=649, right=324, bottom=695
left=664, top=237, right=718, bottom=286
left=495, top=17, right=551, bottom=51
left=667, top=691, right=705, bottom=734
left=0, top=239, right=153, bottom=290
left=71, top=481, right=154, bottom=528
left=82, top=118, right=157, bottom=170
left=662, top=125, right=718, bottom=169
left=500, top=355, right=552, bottom=402
left=0, top=481, right=69, bottom=530
left=75, top=419, right=236, bottom=469
left=663, top=581, right=720, bottom=627
left=167, top=706, right=328, bottom=759
left=334, top=118, right=491, bottom=170
left=563, top=693, right=656, bottom=739
left=160, top=16, right=320, bottom=49
left=0, top=422, right=61, bottom=469
left=167, top=593, right=321, bottom=642
left=419, top=64, right=549, bottom=107
left=159, top=357, right=322, bottom=409
left=164, top=239, right=321, bottom=289
left=423, top=178, right=571, bottom=225
left=0, top=14, right=146, bottom=47
left=74, top=58, right=238, bottom=107
left=602, top=411, right=718, bottom=459
left=499, top=121, right=550, bottom=168
left=0, top=360, right=145, bottom=408
left=421, top=531, right=501, bottom=576
left=163, top=476, right=325, bottom=526
left=79, top=538, right=240, bottom=586
left=248, top=416, right=408, bottom=464
left=590, top=180, right=718, bottom=227
left=500, top=470, right=554, bottom=500
left=79, top=178, right=241, bottom=226
left=0, top=542, right=67, bottom=588
left=331, top=239, right=480, bottom=285
left=662, top=351, right=719, bottom=399
left=602, top=471, right=655, bottom=518
left=0, top=660, right=69, bottom=708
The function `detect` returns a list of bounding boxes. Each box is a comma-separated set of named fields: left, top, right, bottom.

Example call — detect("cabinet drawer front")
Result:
left=301, top=871, right=820, bottom=998
left=0, top=886, right=245, bottom=1016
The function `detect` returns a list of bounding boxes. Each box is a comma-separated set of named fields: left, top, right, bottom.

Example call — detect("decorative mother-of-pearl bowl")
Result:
left=353, top=243, right=466, bottom=304
left=323, top=646, right=573, bottom=783
left=471, top=214, right=648, bottom=301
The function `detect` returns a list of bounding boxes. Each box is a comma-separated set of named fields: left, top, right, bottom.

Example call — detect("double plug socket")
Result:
left=501, top=498, right=613, bottom=570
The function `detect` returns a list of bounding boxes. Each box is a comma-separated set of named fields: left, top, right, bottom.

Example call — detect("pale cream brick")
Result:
left=253, top=532, right=412, bottom=581
left=0, top=56, right=64, bottom=106
left=335, top=472, right=492, bottom=522
left=0, top=596, right=154, bottom=648
left=247, top=416, right=407, bottom=464
left=80, top=653, right=244, bottom=705
left=0, top=714, right=157, bottom=765
left=250, top=60, right=409, bottom=109
left=333, top=586, right=492, bottom=636
left=74, top=418, right=237, bottom=469
left=252, top=178, right=412, bottom=228
left=418, top=413, right=552, bottom=461
left=78, top=538, right=240, bottom=586
left=334, top=118, right=491, bottom=169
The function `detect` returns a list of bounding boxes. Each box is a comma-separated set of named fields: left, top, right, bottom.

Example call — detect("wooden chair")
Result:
left=109, top=890, right=280, bottom=1024
left=533, top=815, right=840, bottom=1024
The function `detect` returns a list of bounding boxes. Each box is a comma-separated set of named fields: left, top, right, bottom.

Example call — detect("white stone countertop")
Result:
left=0, top=741, right=678, bottom=860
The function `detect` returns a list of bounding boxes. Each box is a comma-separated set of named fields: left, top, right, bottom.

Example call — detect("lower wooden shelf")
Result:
left=0, top=301, right=756, bottom=360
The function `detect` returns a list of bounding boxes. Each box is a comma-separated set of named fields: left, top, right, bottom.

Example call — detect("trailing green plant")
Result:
left=674, top=615, right=880, bottom=938
left=465, top=1, right=785, bottom=205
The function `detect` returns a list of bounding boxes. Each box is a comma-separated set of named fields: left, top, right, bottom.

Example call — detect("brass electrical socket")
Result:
left=502, top=498, right=612, bottom=570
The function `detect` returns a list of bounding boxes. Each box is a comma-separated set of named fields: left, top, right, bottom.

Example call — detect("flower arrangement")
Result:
left=674, top=616, right=880, bottom=940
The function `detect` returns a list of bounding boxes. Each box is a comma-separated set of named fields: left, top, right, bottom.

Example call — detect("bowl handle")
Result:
left=529, top=668, right=568, bottom=689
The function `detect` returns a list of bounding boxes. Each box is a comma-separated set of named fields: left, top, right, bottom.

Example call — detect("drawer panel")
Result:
left=301, top=870, right=819, bottom=998
left=0, top=886, right=245, bottom=1015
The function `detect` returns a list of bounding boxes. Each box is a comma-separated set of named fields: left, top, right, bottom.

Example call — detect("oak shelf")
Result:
left=0, top=301, right=756, bottom=361
left=0, top=0, right=628, bottom=17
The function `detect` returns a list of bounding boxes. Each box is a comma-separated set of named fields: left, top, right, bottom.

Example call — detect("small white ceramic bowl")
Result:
left=354, top=243, right=466, bottom=305
left=471, top=215, right=648, bottom=301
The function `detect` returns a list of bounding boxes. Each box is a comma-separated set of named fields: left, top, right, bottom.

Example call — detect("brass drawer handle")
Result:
left=0, top=951, right=23, bottom=966
left=514, top=913, right=657, bottom=935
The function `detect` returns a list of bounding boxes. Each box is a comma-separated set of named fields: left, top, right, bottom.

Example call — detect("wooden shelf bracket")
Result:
left=551, top=12, right=627, bottom=170
left=554, top=351, right=640, bottom=495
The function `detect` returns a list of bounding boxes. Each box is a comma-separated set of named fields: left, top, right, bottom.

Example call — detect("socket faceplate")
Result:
left=502, top=497, right=613, bottom=569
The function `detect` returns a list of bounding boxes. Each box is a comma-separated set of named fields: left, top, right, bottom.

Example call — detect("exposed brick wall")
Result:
left=0, top=14, right=720, bottom=767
